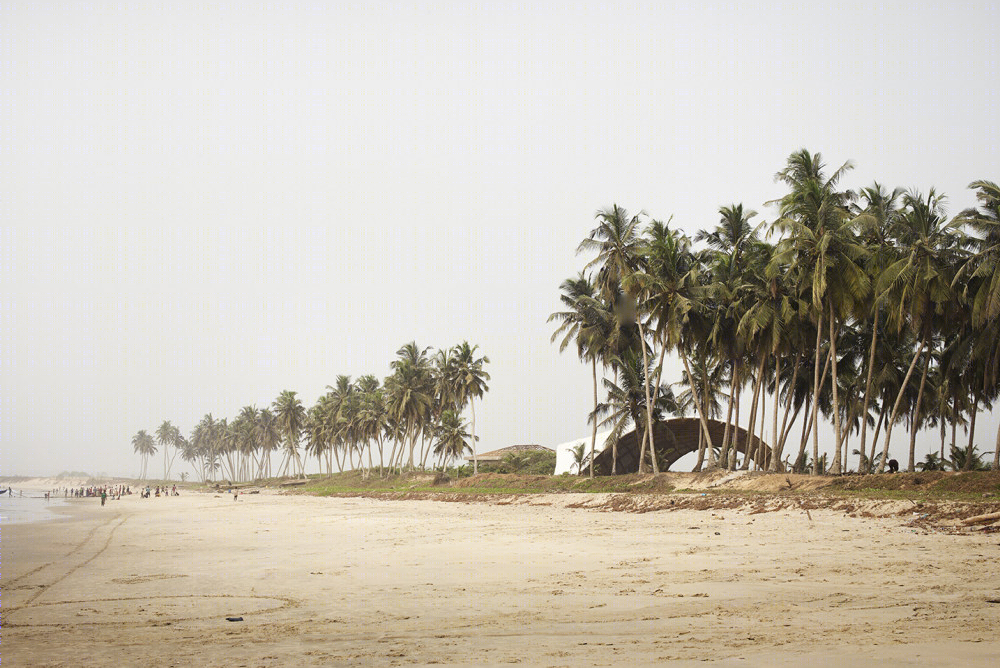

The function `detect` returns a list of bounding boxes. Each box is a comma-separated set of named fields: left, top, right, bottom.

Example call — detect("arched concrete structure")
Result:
left=588, top=417, right=774, bottom=475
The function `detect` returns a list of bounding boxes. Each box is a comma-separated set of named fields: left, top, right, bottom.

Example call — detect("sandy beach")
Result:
left=3, top=489, right=1000, bottom=667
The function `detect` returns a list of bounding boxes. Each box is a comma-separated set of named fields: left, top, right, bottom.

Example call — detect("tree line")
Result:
left=551, top=149, right=999, bottom=476
left=131, top=342, right=489, bottom=481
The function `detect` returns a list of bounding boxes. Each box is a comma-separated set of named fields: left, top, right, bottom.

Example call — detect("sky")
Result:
left=2, top=1, right=999, bottom=477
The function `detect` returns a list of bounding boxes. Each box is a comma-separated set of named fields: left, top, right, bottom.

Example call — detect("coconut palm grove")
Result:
left=551, top=149, right=1000, bottom=477
left=134, top=149, right=999, bottom=482
left=132, top=341, right=490, bottom=482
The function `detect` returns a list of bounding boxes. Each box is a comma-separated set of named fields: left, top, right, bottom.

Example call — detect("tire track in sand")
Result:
left=5, top=513, right=121, bottom=589
left=21, top=515, right=128, bottom=605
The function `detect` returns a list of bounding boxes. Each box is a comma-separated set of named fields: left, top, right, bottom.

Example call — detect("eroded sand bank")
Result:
left=3, top=491, right=999, bottom=666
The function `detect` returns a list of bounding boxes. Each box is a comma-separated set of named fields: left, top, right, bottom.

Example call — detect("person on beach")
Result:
left=100, top=489, right=107, bottom=507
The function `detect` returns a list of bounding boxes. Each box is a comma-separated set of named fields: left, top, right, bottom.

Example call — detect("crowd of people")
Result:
left=139, top=485, right=179, bottom=498
left=29, top=484, right=183, bottom=506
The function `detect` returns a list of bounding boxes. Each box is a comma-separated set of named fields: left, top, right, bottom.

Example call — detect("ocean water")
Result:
left=0, top=490, right=71, bottom=525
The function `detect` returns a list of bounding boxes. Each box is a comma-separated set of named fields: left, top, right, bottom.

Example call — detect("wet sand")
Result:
left=3, top=491, right=999, bottom=666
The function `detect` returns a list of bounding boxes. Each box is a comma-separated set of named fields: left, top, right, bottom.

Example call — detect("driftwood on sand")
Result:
left=960, top=511, right=1000, bottom=526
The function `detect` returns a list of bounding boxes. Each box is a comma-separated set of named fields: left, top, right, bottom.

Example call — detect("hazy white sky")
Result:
left=3, top=1, right=998, bottom=476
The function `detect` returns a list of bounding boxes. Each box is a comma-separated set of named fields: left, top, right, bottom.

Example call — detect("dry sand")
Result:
left=3, top=490, right=1000, bottom=667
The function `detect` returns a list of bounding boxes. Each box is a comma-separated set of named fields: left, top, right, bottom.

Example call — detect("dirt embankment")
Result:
left=299, top=469, right=1000, bottom=533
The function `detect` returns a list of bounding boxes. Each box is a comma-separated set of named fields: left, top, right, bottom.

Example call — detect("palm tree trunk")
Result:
left=471, top=398, right=479, bottom=475
left=636, top=320, right=658, bottom=474
left=612, top=433, right=618, bottom=475
left=680, top=349, right=715, bottom=467
left=993, top=417, right=1000, bottom=470
left=590, top=358, right=598, bottom=478
left=878, top=338, right=926, bottom=472
left=721, top=362, right=737, bottom=469
left=950, top=412, right=957, bottom=461
left=857, top=315, right=879, bottom=472
left=772, top=354, right=801, bottom=471
left=810, top=309, right=825, bottom=475
left=741, top=354, right=767, bottom=471
left=726, top=383, right=748, bottom=471
left=907, top=346, right=932, bottom=472
left=695, top=426, right=705, bottom=471
left=964, top=395, right=979, bottom=471
left=795, top=393, right=812, bottom=473
left=829, top=304, right=844, bottom=475
left=756, top=372, right=767, bottom=470
left=868, top=404, right=886, bottom=473
left=745, top=370, right=760, bottom=470
left=770, top=353, right=780, bottom=470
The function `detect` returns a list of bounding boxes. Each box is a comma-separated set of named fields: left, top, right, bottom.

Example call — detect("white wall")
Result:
left=552, top=430, right=613, bottom=475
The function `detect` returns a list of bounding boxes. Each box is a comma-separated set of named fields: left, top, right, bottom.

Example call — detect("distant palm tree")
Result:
left=949, top=444, right=988, bottom=471
left=569, top=442, right=590, bottom=475
left=452, top=341, right=490, bottom=475
left=386, top=343, right=434, bottom=471
left=433, top=410, right=474, bottom=469
left=273, top=390, right=306, bottom=478
left=156, top=420, right=180, bottom=481
left=255, top=408, right=281, bottom=479
left=917, top=452, right=943, bottom=471
left=132, top=430, right=155, bottom=480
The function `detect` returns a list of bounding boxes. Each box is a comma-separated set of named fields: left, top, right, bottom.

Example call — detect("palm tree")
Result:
left=917, top=452, right=943, bottom=471
left=954, top=180, right=1000, bottom=468
left=550, top=272, right=610, bottom=479
left=949, top=444, right=988, bottom=471
left=770, top=149, right=869, bottom=474
left=132, top=429, right=155, bottom=480
left=356, top=376, right=390, bottom=475
left=850, top=182, right=904, bottom=471
left=579, top=205, right=660, bottom=472
left=569, top=442, right=590, bottom=475
left=386, top=343, right=435, bottom=471
left=451, top=341, right=490, bottom=475
left=254, top=409, right=280, bottom=479
left=639, top=219, right=719, bottom=471
left=876, top=189, right=963, bottom=471
left=592, top=351, right=666, bottom=474
left=433, top=410, right=474, bottom=469
left=273, top=390, right=306, bottom=478
left=156, top=420, right=180, bottom=481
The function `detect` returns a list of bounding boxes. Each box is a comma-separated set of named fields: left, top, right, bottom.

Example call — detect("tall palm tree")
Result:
left=156, top=420, right=179, bottom=481
left=132, top=429, right=155, bottom=479
left=954, top=180, right=1000, bottom=468
left=850, top=182, right=904, bottom=470
left=255, top=408, right=280, bottom=479
left=386, top=343, right=435, bottom=471
left=876, top=189, right=963, bottom=471
left=579, top=205, right=660, bottom=472
left=550, top=272, right=610, bottom=478
left=639, top=219, right=718, bottom=470
left=273, top=390, right=306, bottom=478
left=451, top=341, right=490, bottom=475
left=770, top=149, right=869, bottom=474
